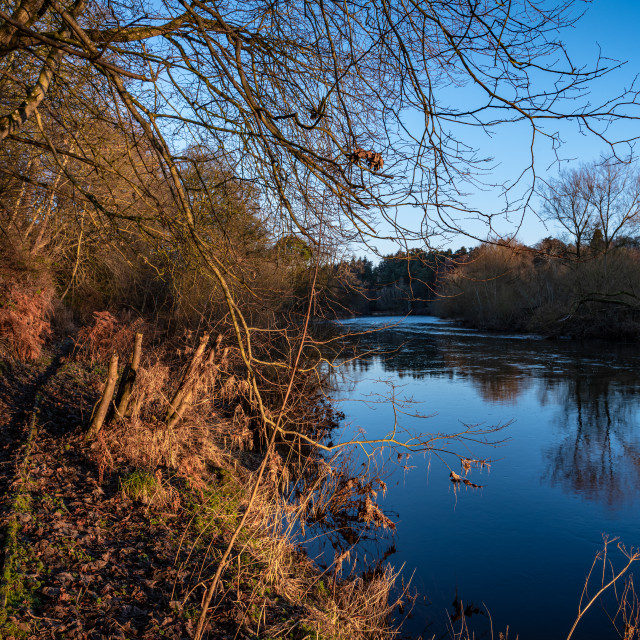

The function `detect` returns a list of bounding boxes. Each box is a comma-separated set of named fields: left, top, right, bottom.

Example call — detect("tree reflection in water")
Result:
left=329, top=317, right=640, bottom=638
left=334, top=319, right=640, bottom=509
left=542, top=372, right=640, bottom=508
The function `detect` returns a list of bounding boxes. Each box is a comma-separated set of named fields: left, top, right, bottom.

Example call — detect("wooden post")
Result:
left=166, top=333, right=209, bottom=424
left=86, top=353, right=118, bottom=441
left=166, top=335, right=222, bottom=430
left=131, top=391, right=146, bottom=418
left=112, top=332, right=143, bottom=420
left=167, top=387, right=194, bottom=429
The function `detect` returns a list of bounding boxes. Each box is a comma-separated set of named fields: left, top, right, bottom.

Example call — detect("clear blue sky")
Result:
left=360, top=0, right=640, bottom=260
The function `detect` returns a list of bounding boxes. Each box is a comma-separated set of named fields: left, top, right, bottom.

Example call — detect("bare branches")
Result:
left=0, top=37, right=65, bottom=142
left=1, top=0, right=638, bottom=249
left=567, top=536, right=640, bottom=640
left=541, top=160, right=640, bottom=258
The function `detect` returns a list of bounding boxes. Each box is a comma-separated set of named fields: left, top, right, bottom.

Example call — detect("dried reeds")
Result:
left=82, top=322, right=404, bottom=640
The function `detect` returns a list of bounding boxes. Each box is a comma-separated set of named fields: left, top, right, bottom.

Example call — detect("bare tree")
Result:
left=541, top=160, right=640, bottom=257
left=7, top=0, right=636, bottom=385
left=587, top=160, right=640, bottom=252
left=541, top=167, right=595, bottom=259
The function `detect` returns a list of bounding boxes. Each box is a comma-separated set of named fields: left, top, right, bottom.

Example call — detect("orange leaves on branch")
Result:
left=349, top=147, right=384, bottom=172
left=450, top=457, right=490, bottom=491
left=449, top=471, right=483, bottom=489
left=461, top=457, right=491, bottom=475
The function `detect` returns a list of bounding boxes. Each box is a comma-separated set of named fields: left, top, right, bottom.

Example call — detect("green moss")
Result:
left=315, top=580, right=328, bottom=597
left=39, top=493, right=66, bottom=514
left=120, top=469, right=162, bottom=505
left=0, top=517, right=42, bottom=637
left=183, top=605, right=199, bottom=621
left=0, top=618, right=31, bottom=639
left=249, top=603, right=261, bottom=621
left=299, top=623, right=322, bottom=640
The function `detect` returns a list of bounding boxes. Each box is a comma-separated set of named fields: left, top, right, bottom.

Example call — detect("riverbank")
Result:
left=0, top=333, right=402, bottom=640
left=329, top=241, right=640, bottom=343
left=431, top=242, right=640, bottom=342
left=432, top=310, right=640, bottom=342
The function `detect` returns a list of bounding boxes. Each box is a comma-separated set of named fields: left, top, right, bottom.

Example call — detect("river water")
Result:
left=324, top=316, right=640, bottom=639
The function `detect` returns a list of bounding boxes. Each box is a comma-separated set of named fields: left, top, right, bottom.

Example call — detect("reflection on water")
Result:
left=328, top=316, right=640, bottom=638
left=544, top=374, right=640, bottom=508
left=335, top=317, right=640, bottom=509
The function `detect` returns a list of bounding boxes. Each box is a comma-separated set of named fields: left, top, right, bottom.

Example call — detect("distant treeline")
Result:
left=330, top=233, right=640, bottom=340
left=322, top=247, right=469, bottom=316
left=434, top=235, right=640, bottom=340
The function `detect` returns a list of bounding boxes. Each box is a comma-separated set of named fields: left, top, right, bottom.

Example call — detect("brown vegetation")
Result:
left=434, top=236, right=640, bottom=340
left=0, top=265, right=54, bottom=360
left=2, top=0, right=640, bottom=636
left=0, top=319, right=411, bottom=639
left=80, top=327, right=406, bottom=639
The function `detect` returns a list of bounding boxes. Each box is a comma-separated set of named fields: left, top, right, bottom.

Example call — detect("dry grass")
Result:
left=310, top=565, right=404, bottom=639
left=180, top=470, right=405, bottom=640
left=84, top=327, right=404, bottom=640
left=100, top=419, right=228, bottom=476
left=91, top=335, right=245, bottom=482
left=566, top=536, right=640, bottom=640
left=199, top=441, right=407, bottom=639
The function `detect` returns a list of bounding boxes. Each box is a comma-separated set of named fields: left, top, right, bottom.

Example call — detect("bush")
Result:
left=73, top=310, right=146, bottom=364
left=435, top=240, right=640, bottom=339
left=0, top=271, right=54, bottom=361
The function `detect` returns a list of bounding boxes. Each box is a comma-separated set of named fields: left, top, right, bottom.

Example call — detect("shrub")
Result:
left=74, top=310, right=145, bottom=364
left=0, top=272, right=54, bottom=361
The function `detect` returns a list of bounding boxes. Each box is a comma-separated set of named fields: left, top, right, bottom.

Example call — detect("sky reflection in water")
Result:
left=325, top=316, right=640, bottom=639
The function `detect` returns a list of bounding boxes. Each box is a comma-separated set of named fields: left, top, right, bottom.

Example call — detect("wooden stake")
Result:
left=166, top=333, right=209, bottom=424
left=112, top=332, right=143, bottom=420
left=86, top=353, right=118, bottom=441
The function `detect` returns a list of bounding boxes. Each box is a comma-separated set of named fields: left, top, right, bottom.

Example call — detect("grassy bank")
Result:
left=0, top=322, right=403, bottom=640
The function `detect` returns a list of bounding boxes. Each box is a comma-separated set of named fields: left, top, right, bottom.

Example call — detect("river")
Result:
left=322, top=316, right=640, bottom=639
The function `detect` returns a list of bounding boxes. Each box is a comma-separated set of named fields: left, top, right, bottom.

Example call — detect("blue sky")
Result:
left=362, top=0, right=640, bottom=259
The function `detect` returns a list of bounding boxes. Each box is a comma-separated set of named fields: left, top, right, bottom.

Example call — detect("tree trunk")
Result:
left=166, top=333, right=209, bottom=424
left=86, top=353, right=118, bottom=441
left=112, top=332, right=143, bottom=420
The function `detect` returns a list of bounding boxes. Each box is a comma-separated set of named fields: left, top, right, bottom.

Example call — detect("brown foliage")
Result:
left=79, top=326, right=405, bottom=640
left=349, top=147, right=384, bottom=172
left=434, top=241, right=538, bottom=329
left=74, top=311, right=146, bottom=365
left=435, top=239, right=640, bottom=339
left=0, top=272, right=53, bottom=360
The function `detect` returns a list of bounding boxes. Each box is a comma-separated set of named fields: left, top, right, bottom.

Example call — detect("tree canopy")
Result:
left=2, top=0, right=638, bottom=252
left=541, top=161, right=640, bottom=257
